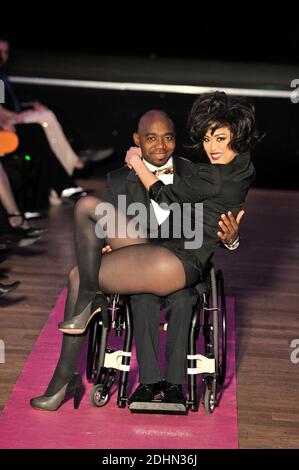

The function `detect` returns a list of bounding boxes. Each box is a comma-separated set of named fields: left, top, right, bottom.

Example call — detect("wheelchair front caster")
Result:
left=90, top=384, right=109, bottom=407
left=203, top=388, right=215, bottom=414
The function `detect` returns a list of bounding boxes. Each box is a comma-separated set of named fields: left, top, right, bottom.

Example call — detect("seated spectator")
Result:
left=0, top=39, right=114, bottom=176
left=0, top=160, right=44, bottom=247
left=1, top=116, right=91, bottom=213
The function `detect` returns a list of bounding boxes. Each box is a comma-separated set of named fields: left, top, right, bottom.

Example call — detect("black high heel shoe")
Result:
left=0, top=280, right=20, bottom=297
left=30, top=373, right=83, bottom=411
left=58, top=292, right=108, bottom=335
left=7, top=214, right=46, bottom=238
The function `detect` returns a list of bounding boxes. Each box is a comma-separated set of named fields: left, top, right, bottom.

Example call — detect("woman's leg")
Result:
left=72, top=195, right=148, bottom=315
left=22, top=109, right=81, bottom=175
left=34, top=193, right=148, bottom=399
left=0, top=162, right=20, bottom=215
left=98, top=244, right=186, bottom=296
left=0, top=162, right=35, bottom=229
left=37, top=196, right=187, bottom=398
left=72, top=195, right=187, bottom=313
left=43, top=247, right=186, bottom=397
left=15, top=123, right=76, bottom=210
left=44, top=266, right=85, bottom=396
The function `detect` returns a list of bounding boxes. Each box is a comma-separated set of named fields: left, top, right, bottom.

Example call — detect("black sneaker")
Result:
left=0, top=226, right=43, bottom=248
left=163, top=382, right=186, bottom=404
left=60, top=187, right=95, bottom=203
left=128, top=382, right=163, bottom=404
left=0, top=281, right=20, bottom=297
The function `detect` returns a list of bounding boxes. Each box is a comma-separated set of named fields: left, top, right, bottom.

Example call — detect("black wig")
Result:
left=188, top=91, right=263, bottom=153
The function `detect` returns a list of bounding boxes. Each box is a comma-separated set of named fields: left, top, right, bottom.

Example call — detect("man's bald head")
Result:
left=137, top=110, right=174, bottom=134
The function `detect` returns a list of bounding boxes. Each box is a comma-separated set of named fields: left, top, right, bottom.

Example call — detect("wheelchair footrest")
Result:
left=129, top=400, right=188, bottom=415
left=104, top=350, right=131, bottom=372
left=187, top=354, right=215, bottom=374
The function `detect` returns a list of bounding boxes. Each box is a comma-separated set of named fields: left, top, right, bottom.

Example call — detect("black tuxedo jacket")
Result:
left=103, top=155, right=195, bottom=239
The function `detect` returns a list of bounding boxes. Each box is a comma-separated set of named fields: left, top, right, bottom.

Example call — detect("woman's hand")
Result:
left=125, top=146, right=157, bottom=190
left=102, top=245, right=112, bottom=254
left=217, top=210, right=244, bottom=245
left=125, top=146, right=142, bottom=169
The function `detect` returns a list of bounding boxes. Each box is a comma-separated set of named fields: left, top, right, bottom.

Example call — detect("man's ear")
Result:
left=133, top=133, right=140, bottom=146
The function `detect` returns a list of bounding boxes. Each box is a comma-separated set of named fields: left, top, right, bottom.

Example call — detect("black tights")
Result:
left=45, top=196, right=187, bottom=395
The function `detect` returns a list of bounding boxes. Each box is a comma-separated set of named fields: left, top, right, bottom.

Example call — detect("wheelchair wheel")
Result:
left=90, top=384, right=109, bottom=407
left=208, top=268, right=227, bottom=387
left=216, top=269, right=227, bottom=386
left=200, top=266, right=227, bottom=411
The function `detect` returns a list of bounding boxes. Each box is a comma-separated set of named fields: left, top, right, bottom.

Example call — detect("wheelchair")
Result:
left=86, top=263, right=227, bottom=414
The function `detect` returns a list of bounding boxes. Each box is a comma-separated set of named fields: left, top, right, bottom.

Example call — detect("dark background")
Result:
left=1, top=30, right=299, bottom=64
left=1, top=10, right=298, bottom=64
left=1, top=16, right=299, bottom=189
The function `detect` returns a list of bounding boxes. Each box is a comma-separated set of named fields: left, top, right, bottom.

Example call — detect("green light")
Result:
left=25, top=155, right=31, bottom=161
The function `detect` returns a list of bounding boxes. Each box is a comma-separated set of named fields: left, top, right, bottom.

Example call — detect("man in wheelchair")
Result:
left=102, top=110, right=242, bottom=408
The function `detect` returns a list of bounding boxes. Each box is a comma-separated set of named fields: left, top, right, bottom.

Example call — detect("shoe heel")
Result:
left=73, top=386, right=81, bottom=409
left=92, top=292, right=108, bottom=314
left=81, top=306, right=102, bottom=334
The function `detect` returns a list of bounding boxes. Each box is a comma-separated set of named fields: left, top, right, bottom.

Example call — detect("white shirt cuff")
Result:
left=224, top=236, right=240, bottom=251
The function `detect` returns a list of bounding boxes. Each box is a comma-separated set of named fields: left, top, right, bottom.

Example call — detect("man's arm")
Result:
left=217, top=210, right=244, bottom=250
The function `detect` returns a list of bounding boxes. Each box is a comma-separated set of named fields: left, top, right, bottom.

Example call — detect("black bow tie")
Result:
left=152, top=166, right=174, bottom=176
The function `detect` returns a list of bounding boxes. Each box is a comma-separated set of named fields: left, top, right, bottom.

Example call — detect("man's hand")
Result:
left=217, top=210, right=244, bottom=245
left=102, top=245, right=112, bottom=254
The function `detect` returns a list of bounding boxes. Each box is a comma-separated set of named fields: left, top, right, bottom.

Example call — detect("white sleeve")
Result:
left=223, top=236, right=240, bottom=251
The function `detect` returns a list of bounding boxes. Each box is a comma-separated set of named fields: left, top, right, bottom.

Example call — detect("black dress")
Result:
left=148, top=152, right=255, bottom=285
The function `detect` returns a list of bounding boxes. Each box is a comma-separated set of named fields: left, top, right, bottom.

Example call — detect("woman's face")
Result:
left=203, top=126, right=237, bottom=164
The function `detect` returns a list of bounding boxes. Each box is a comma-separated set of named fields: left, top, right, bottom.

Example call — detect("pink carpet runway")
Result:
left=0, top=290, right=238, bottom=449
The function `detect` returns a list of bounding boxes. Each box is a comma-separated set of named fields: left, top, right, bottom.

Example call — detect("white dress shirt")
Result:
left=143, top=157, right=174, bottom=225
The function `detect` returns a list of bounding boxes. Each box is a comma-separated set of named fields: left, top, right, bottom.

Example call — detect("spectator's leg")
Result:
left=0, top=162, right=22, bottom=216
left=16, top=123, right=77, bottom=210
left=22, top=109, right=81, bottom=175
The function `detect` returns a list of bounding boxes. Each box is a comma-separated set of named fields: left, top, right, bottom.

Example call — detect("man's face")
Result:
left=133, top=115, right=176, bottom=167
left=0, top=41, right=9, bottom=66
